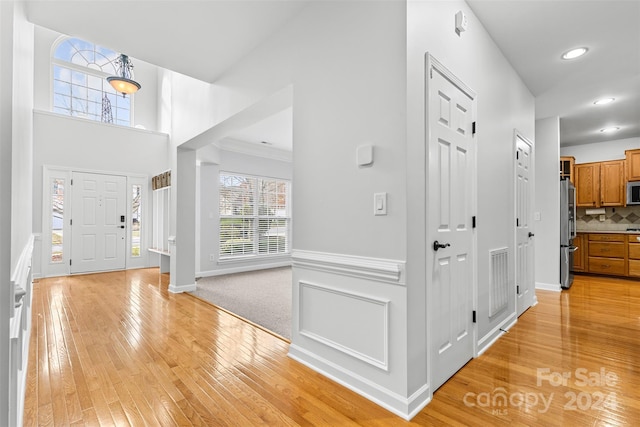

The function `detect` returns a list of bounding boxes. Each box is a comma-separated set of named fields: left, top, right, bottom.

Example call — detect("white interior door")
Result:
left=515, top=133, right=535, bottom=316
left=71, top=172, right=126, bottom=274
left=427, top=57, right=476, bottom=392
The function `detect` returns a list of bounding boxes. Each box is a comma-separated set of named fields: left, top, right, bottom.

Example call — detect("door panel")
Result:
left=516, top=133, right=535, bottom=316
left=71, top=172, right=126, bottom=273
left=428, top=59, right=476, bottom=392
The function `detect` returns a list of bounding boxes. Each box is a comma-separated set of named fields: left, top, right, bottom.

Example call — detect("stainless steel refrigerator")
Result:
left=560, top=179, right=577, bottom=289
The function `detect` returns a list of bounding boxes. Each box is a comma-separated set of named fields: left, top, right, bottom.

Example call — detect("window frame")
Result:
left=50, top=36, right=135, bottom=126
left=219, top=172, right=291, bottom=260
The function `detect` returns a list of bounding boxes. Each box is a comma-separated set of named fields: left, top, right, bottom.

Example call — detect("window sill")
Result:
left=218, top=253, right=291, bottom=264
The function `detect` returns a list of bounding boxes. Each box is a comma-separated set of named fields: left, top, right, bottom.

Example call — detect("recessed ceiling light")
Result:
left=594, top=98, right=615, bottom=105
left=600, top=127, right=620, bottom=133
left=561, top=47, right=588, bottom=60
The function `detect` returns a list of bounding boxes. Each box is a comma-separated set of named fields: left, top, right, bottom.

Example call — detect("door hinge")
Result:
left=472, top=216, right=476, bottom=229
left=516, top=151, right=519, bottom=160
left=472, top=122, right=476, bottom=135
left=70, top=259, right=72, bottom=266
left=472, top=310, right=477, bottom=323
left=71, top=178, right=73, bottom=185
left=516, top=218, right=520, bottom=227
left=430, top=67, right=433, bottom=79
left=70, top=219, right=72, bottom=226
left=517, top=285, right=520, bottom=294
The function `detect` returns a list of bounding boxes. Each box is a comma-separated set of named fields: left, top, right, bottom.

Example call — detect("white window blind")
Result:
left=219, top=173, right=290, bottom=258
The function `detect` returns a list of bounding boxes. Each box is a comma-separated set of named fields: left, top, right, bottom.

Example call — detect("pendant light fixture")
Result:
left=107, top=54, right=141, bottom=97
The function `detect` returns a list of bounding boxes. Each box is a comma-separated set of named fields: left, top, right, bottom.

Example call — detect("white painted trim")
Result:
left=428, top=54, right=477, bottom=101
left=289, top=344, right=431, bottom=421
left=424, top=52, right=478, bottom=392
left=9, top=235, right=34, bottom=427
left=197, top=260, right=291, bottom=278
left=298, top=281, right=390, bottom=371
left=168, top=282, right=197, bottom=293
left=34, top=110, right=168, bottom=137
left=41, top=166, right=151, bottom=278
left=216, top=138, right=292, bottom=162
left=536, top=282, right=562, bottom=292
left=476, top=312, right=517, bottom=356
left=292, top=250, right=405, bottom=285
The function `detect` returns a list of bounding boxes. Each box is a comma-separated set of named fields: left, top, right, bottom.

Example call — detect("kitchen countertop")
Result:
left=577, top=229, right=640, bottom=234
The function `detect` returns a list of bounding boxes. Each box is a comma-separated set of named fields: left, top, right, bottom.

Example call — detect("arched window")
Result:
left=52, top=37, right=132, bottom=126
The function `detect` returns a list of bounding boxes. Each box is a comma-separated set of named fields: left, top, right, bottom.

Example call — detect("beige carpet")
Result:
left=191, top=267, right=292, bottom=340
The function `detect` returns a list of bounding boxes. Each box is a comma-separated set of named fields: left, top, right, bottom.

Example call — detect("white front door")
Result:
left=427, top=56, right=476, bottom=391
left=515, top=133, right=535, bottom=316
left=71, top=172, right=127, bottom=274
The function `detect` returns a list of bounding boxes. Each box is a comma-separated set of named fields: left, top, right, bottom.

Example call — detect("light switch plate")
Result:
left=357, top=144, right=374, bottom=166
left=374, top=192, right=387, bottom=215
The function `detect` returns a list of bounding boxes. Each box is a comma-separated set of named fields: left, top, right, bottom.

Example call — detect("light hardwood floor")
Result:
left=24, top=270, right=640, bottom=426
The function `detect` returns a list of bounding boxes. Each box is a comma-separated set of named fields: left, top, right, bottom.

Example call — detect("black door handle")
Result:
left=433, top=241, right=450, bottom=251
left=528, top=232, right=535, bottom=238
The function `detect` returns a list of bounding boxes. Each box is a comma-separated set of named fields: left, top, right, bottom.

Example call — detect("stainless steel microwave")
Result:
left=628, top=181, right=640, bottom=205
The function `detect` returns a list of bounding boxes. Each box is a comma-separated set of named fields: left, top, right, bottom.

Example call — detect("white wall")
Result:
left=561, top=137, right=640, bottom=163
left=406, top=0, right=535, bottom=396
left=204, top=1, right=410, bottom=415
left=32, top=111, right=170, bottom=277
left=535, top=117, right=561, bottom=290
left=200, top=0, right=535, bottom=419
left=1, top=2, right=35, bottom=424
left=0, top=3, right=15, bottom=424
left=198, top=149, right=293, bottom=277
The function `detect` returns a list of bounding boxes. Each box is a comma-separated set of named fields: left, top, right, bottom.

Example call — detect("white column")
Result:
left=169, top=147, right=197, bottom=293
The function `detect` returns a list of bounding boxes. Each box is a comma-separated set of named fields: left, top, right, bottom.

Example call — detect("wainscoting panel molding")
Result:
left=299, top=281, right=390, bottom=370
left=292, top=250, right=405, bottom=285
left=290, top=250, right=419, bottom=419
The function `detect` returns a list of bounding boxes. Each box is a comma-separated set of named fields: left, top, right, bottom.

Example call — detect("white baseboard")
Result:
left=477, top=313, right=517, bottom=356
left=288, top=344, right=430, bottom=421
left=535, top=281, right=562, bottom=292
left=168, top=282, right=197, bottom=293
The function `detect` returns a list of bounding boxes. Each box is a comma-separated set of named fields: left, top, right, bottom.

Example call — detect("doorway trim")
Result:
left=41, top=165, right=149, bottom=277
left=425, top=53, right=478, bottom=393
left=513, top=130, right=537, bottom=315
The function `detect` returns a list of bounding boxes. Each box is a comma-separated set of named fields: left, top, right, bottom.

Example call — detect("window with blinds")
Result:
left=219, top=173, right=290, bottom=258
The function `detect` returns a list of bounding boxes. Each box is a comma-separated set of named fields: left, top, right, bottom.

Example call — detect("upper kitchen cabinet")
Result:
left=575, top=160, right=626, bottom=207
left=626, top=149, right=640, bottom=181
left=575, top=162, right=600, bottom=207
left=560, top=156, right=575, bottom=183
left=600, top=160, right=625, bottom=206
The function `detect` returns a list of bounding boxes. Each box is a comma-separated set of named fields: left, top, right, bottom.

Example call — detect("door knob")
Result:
left=528, top=232, right=535, bottom=238
left=433, top=240, right=450, bottom=251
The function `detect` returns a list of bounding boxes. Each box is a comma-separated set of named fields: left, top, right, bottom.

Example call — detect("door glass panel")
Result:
left=132, top=184, right=141, bottom=257
left=51, top=178, right=65, bottom=262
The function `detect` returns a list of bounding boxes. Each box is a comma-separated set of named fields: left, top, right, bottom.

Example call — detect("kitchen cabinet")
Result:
left=572, top=233, right=585, bottom=272
left=628, top=234, right=640, bottom=277
left=574, top=160, right=625, bottom=207
left=575, top=162, right=600, bottom=207
left=587, top=233, right=626, bottom=276
left=626, top=149, right=640, bottom=181
left=560, top=156, right=575, bottom=182
left=600, top=160, right=625, bottom=206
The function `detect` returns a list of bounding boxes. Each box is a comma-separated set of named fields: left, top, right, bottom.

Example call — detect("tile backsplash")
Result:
left=576, top=206, right=640, bottom=231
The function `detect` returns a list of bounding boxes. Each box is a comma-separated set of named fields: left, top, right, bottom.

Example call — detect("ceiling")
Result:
left=25, top=1, right=640, bottom=149
left=467, top=0, right=640, bottom=147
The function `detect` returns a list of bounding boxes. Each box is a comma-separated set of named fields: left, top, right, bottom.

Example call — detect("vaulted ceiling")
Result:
left=26, top=1, right=640, bottom=149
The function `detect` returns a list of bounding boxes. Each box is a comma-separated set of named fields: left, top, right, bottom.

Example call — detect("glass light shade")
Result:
left=107, top=76, right=141, bottom=95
